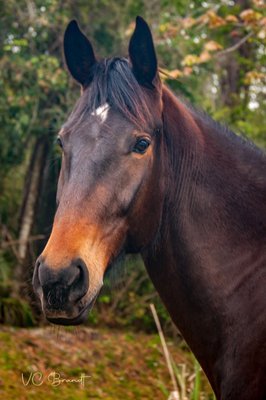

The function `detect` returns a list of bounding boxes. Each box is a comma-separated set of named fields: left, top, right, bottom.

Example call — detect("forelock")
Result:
left=66, top=58, right=154, bottom=131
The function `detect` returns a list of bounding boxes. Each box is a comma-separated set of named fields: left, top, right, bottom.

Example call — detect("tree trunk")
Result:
left=219, top=0, right=251, bottom=109
left=13, top=137, right=49, bottom=294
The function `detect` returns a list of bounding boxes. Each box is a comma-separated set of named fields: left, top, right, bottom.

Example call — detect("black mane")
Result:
left=192, top=106, right=266, bottom=159
left=66, top=57, right=153, bottom=130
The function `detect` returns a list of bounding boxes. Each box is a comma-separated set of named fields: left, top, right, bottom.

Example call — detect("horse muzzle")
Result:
left=32, top=257, right=96, bottom=325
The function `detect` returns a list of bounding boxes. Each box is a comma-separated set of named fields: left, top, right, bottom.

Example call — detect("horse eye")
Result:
left=56, top=137, right=63, bottom=149
left=133, top=139, right=150, bottom=154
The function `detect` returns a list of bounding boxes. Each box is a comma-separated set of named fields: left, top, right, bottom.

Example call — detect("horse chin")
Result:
left=45, top=290, right=100, bottom=326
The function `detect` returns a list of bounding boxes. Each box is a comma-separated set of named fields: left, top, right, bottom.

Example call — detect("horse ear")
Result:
left=64, top=20, right=96, bottom=87
left=129, top=16, right=157, bottom=89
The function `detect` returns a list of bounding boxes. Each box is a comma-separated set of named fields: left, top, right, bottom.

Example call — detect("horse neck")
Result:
left=161, top=85, right=266, bottom=219
left=143, top=86, right=266, bottom=390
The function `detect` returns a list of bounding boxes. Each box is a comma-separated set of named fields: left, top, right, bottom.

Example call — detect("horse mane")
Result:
left=66, top=57, right=154, bottom=130
left=190, top=105, right=266, bottom=159
left=161, top=85, right=266, bottom=166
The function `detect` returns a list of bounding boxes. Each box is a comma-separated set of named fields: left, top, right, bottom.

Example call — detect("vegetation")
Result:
left=0, top=0, right=265, bottom=398
left=0, top=326, right=214, bottom=399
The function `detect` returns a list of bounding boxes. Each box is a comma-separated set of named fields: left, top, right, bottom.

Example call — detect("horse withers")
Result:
left=32, top=17, right=266, bottom=400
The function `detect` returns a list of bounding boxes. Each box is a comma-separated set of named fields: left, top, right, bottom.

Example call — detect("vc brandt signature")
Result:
left=21, top=371, right=91, bottom=387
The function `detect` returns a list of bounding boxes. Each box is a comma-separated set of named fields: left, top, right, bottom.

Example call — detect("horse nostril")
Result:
left=69, top=259, right=89, bottom=303
left=32, top=257, right=89, bottom=311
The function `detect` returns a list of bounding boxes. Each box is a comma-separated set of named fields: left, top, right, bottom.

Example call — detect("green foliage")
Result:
left=0, top=297, right=35, bottom=326
left=0, top=252, right=13, bottom=282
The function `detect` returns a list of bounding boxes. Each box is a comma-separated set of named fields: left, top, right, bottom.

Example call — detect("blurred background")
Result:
left=0, top=0, right=265, bottom=399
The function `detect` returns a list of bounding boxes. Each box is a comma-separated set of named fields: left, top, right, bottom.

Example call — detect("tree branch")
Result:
left=214, top=31, right=253, bottom=58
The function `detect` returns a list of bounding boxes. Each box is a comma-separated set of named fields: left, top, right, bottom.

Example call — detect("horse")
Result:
left=32, top=16, right=266, bottom=400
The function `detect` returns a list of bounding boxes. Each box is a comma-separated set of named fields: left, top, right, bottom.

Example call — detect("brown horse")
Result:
left=32, top=17, right=266, bottom=400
